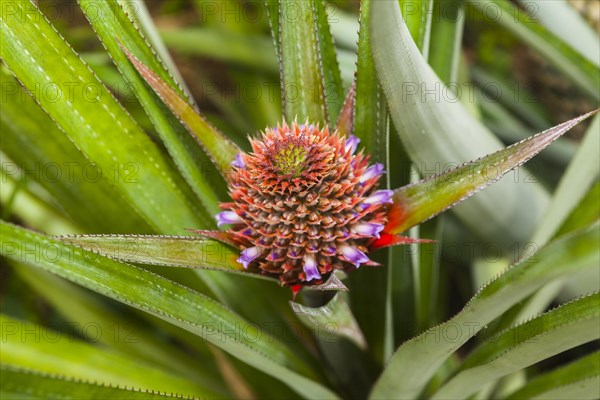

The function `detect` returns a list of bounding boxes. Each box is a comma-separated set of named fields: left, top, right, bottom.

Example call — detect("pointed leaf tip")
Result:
left=370, top=234, right=436, bottom=250
left=305, top=273, right=349, bottom=292
left=291, top=285, right=303, bottom=300
left=386, top=110, right=598, bottom=234
left=336, top=83, right=356, bottom=136
left=291, top=293, right=367, bottom=350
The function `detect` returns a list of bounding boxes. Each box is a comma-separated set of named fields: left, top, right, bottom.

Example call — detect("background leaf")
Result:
left=0, top=314, right=215, bottom=397
left=0, top=0, right=209, bottom=233
left=0, top=365, right=196, bottom=400
left=78, top=0, right=224, bottom=216
left=386, top=111, right=596, bottom=235
left=371, top=0, right=555, bottom=245
left=432, top=293, right=600, bottom=399
left=0, top=68, right=149, bottom=233
left=370, top=222, right=599, bottom=399
left=469, top=0, right=600, bottom=101
left=505, top=351, right=600, bottom=400
left=0, top=221, right=337, bottom=399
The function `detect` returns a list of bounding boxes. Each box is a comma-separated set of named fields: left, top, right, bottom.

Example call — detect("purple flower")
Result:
left=351, top=223, right=385, bottom=238
left=303, top=254, right=321, bottom=281
left=231, top=153, right=245, bottom=169
left=216, top=211, right=242, bottom=227
left=237, top=246, right=261, bottom=269
left=359, top=163, right=385, bottom=183
left=340, top=245, right=370, bottom=268
left=362, top=190, right=394, bottom=207
left=345, top=135, right=360, bottom=154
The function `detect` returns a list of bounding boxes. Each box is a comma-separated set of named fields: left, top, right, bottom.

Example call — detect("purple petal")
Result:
left=303, top=254, right=321, bottom=281
left=340, top=245, right=370, bottom=268
left=237, top=246, right=261, bottom=269
left=363, top=190, right=394, bottom=206
left=299, top=123, right=316, bottom=131
left=359, top=163, right=385, bottom=183
left=345, top=135, right=360, bottom=154
left=231, top=153, right=245, bottom=168
left=216, top=211, right=242, bottom=227
left=351, top=223, right=385, bottom=238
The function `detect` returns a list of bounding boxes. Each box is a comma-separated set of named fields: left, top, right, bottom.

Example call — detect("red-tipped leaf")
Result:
left=386, top=110, right=598, bottom=234
left=120, top=42, right=240, bottom=178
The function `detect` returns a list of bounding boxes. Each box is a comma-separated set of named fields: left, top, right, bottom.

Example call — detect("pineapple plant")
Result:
left=1, top=0, right=598, bottom=399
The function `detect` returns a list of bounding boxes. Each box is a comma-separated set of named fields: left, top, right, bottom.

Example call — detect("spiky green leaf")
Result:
left=432, top=293, right=600, bottom=399
left=0, top=222, right=338, bottom=399
left=78, top=0, right=223, bottom=216
left=370, top=222, right=599, bottom=399
left=0, top=70, right=150, bottom=233
left=120, top=44, right=240, bottom=179
left=0, top=0, right=207, bottom=233
left=0, top=315, right=214, bottom=397
left=385, top=111, right=597, bottom=235
left=371, top=0, right=557, bottom=244
left=505, top=351, right=600, bottom=400
left=0, top=365, right=196, bottom=400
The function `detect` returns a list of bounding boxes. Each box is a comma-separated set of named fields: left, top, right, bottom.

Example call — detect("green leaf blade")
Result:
left=505, top=351, right=600, bottom=400
left=78, top=0, right=223, bottom=217
left=0, top=70, right=149, bottom=233
left=56, top=234, right=267, bottom=277
left=120, top=43, right=240, bottom=179
left=371, top=0, right=559, bottom=244
left=555, top=181, right=600, bottom=239
left=432, top=293, right=600, bottom=399
left=312, top=0, right=344, bottom=125
left=370, top=222, right=600, bottom=399
left=277, top=0, right=329, bottom=125
left=427, top=0, right=464, bottom=84
left=386, top=111, right=597, bottom=235
left=0, top=365, right=197, bottom=400
left=0, top=315, right=215, bottom=397
left=0, top=222, right=337, bottom=399
left=10, top=261, right=225, bottom=391
left=0, top=0, right=207, bottom=233
left=398, top=0, right=433, bottom=55
left=353, top=0, right=388, bottom=161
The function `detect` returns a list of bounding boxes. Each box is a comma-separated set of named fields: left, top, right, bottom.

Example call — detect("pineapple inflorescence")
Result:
left=217, top=122, right=392, bottom=287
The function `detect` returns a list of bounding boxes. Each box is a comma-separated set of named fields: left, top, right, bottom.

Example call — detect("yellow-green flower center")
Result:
left=273, top=145, right=308, bottom=178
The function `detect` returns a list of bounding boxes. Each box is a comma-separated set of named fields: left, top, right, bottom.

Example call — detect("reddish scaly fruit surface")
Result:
left=216, top=122, right=393, bottom=286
